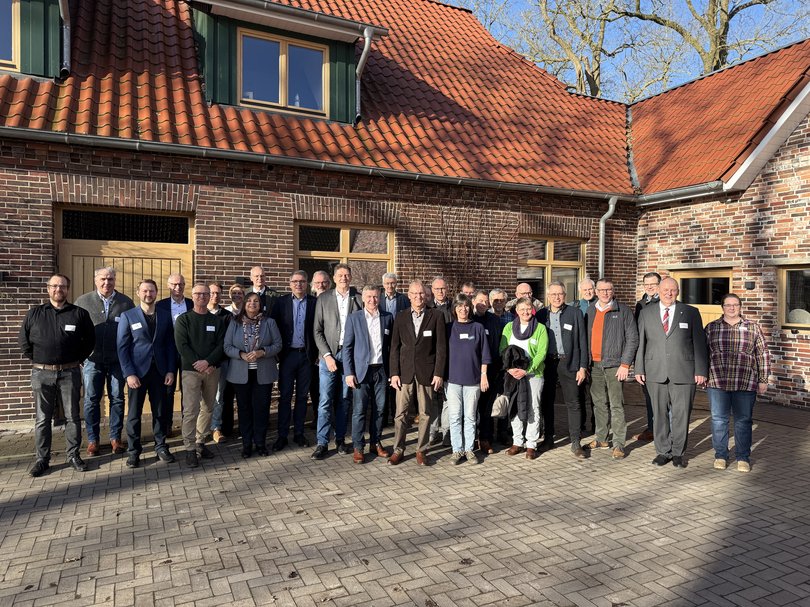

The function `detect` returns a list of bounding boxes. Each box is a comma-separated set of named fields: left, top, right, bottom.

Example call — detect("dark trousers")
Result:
left=32, top=367, right=82, bottom=461
left=642, top=383, right=654, bottom=430
left=126, top=363, right=170, bottom=456
left=277, top=350, right=311, bottom=438
left=351, top=365, right=387, bottom=449
left=649, top=381, right=695, bottom=457
left=477, top=367, right=501, bottom=443
left=541, top=358, right=582, bottom=448
left=578, top=375, right=595, bottom=433
left=234, top=371, right=272, bottom=450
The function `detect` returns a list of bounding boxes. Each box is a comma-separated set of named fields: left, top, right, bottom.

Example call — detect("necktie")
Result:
left=662, top=307, right=670, bottom=333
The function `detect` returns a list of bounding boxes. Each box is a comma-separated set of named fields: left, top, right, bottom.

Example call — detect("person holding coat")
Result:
left=224, top=292, right=282, bottom=458
left=499, top=297, right=548, bottom=460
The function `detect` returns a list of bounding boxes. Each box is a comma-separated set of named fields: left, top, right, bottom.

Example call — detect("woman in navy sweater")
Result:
left=446, top=294, right=491, bottom=464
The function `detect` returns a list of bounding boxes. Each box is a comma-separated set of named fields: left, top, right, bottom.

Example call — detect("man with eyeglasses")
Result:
left=310, top=271, right=332, bottom=297
left=584, top=279, right=638, bottom=460
left=19, top=275, right=95, bottom=477
left=156, top=273, right=192, bottom=433
left=174, top=283, right=227, bottom=467
left=632, top=272, right=661, bottom=442
left=250, top=265, right=276, bottom=314
left=74, top=266, right=135, bottom=456
left=488, top=288, right=514, bottom=328
left=307, top=270, right=332, bottom=430
left=430, top=276, right=453, bottom=323
left=271, top=270, right=317, bottom=451
left=505, top=283, right=543, bottom=315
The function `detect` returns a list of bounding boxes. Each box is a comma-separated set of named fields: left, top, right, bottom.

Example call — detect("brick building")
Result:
left=0, top=0, right=807, bottom=420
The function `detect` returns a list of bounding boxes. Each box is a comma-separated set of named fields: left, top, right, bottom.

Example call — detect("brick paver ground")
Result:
left=1, top=384, right=808, bottom=606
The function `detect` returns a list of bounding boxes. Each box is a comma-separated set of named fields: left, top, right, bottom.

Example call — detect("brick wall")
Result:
left=637, top=115, right=810, bottom=408
left=0, top=139, right=638, bottom=421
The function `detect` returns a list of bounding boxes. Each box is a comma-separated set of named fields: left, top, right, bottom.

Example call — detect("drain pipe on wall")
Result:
left=354, top=27, right=373, bottom=126
left=598, top=195, right=618, bottom=279
left=58, top=0, right=71, bottom=79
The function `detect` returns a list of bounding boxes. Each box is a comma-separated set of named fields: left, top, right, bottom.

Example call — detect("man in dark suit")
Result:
left=633, top=271, right=661, bottom=442
left=250, top=265, right=276, bottom=314
left=270, top=270, right=317, bottom=451
left=117, top=279, right=177, bottom=467
left=312, top=264, right=363, bottom=459
left=156, top=273, right=192, bottom=433
left=389, top=280, right=447, bottom=466
left=343, top=285, right=393, bottom=464
left=538, top=281, right=588, bottom=458
left=635, top=277, right=708, bottom=468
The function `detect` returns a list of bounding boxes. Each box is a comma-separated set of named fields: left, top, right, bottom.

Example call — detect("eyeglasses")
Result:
left=722, top=303, right=741, bottom=308
left=290, top=280, right=307, bottom=284
left=596, top=288, right=613, bottom=293
left=47, top=284, right=68, bottom=289
left=192, top=292, right=210, bottom=297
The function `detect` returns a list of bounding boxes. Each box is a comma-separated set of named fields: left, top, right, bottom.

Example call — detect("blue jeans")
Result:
left=83, top=360, right=125, bottom=443
left=708, top=388, right=756, bottom=462
left=446, top=383, right=480, bottom=452
left=277, top=350, right=311, bottom=438
left=316, top=353, right=351, bottom=446
left=32, top=367, right=82, bottom=460
left=351, top=365, right=387, bottom=449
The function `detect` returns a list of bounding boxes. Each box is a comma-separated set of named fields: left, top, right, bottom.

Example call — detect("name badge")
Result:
left=460, top=333, right=469, bottom=339
left=384, top=329, right=390, bottom=335
left=679, top=322, right=688, bottom=329
left=206, top=325, right=216, bottom=332
left=131, top=322, right=143, bottom=330
left=65, top=324, right=76, bottom=332
left=423, top=330, right=433, bottom=337
left=738, top=325, right=748, bottom=331
left=114, top=316, right=120, bottom=322
left=530, top=339, right=537, bottom=345
left=563, top=323, right=573, bottom=330
left=485, top=329, right=490, bottom=335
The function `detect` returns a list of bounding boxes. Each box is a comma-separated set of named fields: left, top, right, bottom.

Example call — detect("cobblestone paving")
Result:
left=1, top=387, right=808, bottom=606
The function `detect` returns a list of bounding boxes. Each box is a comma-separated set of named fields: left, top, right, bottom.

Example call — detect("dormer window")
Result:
left=238, top=29, right=328, bottom=116
left=0, top=0, right=20, bottom=72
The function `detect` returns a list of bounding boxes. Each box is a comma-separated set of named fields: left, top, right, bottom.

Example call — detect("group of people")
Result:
left=18, top=265, right=770, bottom=477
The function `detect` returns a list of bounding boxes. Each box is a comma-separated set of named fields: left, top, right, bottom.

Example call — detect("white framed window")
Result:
left=238, top=28, right=328, bottom=115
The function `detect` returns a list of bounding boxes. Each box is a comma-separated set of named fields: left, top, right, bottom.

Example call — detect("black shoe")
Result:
left=293, top=434, right=309, bottom=448
left=256, top=446, right=270, bottom=457
left=672, top=456, right=687, bottom=468
left=68, top=455, right=88, bottom=472
left=273, top=436, right=289, bottom=452
left=29, top=460, right=49, bottom=477
left=185, top=451, right=199, bottom=468
left=241, top=448, right=252, bottom=459
left=196, top=443, right=215, bottom=459
left=156, top=448, right=176, bottom=463
left=542, top=437, right=555, bottom=450
left=311, top=444, right=327, bottom=460
left=335, top=441, right=351, bottom=455
left=126, top=455, right=140, bottom=468
left=652, top=454, right=671, bottom=466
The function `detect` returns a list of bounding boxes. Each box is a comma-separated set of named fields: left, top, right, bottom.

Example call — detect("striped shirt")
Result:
left=705, top=317, right=770, bottom=392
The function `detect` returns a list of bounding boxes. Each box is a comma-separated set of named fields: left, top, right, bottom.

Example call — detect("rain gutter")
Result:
left=598, top=196, right=618, bottom=279
left=58, top=0, right=70, bottom=79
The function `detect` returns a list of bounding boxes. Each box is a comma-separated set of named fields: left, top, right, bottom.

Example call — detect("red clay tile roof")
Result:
left=0, top=0, right=809, bottom=196
left=630, top=38, right=810, bottom=193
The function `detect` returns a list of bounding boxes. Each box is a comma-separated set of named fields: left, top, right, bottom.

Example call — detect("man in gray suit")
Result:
left=312, top=264, right=363, bottom=459
left=635, top=277, right=708, bottom=468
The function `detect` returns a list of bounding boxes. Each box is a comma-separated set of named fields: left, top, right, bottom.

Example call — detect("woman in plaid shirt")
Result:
left=705, top=294, right=770, bottom=473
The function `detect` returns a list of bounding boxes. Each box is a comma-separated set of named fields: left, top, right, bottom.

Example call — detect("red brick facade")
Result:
left=637, top=115, right=810, bottom=408
left=0, top=139, right=639, bottom=422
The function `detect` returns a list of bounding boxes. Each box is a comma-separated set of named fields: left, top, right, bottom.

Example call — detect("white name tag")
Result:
left=679, top=322, right=688, bottom=329
left=530, top=339, right=537, bottom=345
left=114, top=316, right=120, bottom=322
left=738, top=325, right=748, bottom=331
left=206, top=325, right=216, bottom=332
left=485, top=329, right=490, bottom=335
left=131, top=322, right=143, bottom=330
left=460, top=333, right=469, bottom=339
left=65, top=324, right=76, bottom=332
left=423, top=330, right=433, bottom=337
left=384, top=329, right=390, bottom=335
left=563, top=323, right=573, bottom=331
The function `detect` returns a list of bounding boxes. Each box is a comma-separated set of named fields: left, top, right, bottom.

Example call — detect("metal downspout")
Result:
left=58, top=0, right=70, bottom=79
left=354, top=27, right=373, bottom=126
left=598, top=195, right=618, bottom=279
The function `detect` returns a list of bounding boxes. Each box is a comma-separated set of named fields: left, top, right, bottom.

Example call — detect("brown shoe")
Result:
left=586, top=440, right=610, bottom=450
left=388, top=451, right=404, bottom=466
left=525, top=448, right=537, bottom=460
left=110, top=439, right=125, bottom=454
left=415, top=451, right=430, bottom=466
left=213, top=430, right=225, bottom=444
left=353, top=448, right=364, bottom=464
left=86, top=441, right=99, bottom=457
left=375, top=443, right=390, bottom=458
left=572, top=447, right=586, bottom=459
left=506, top=445, right=523, bottom=456
left=633, top=429, right=654, bottom=442
left=612, top=446, right=626, bottom=459
left=479, top=440, right=493, bottom=454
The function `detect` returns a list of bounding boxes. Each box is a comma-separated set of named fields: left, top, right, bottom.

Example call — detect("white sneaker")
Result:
left=713, top=458, right=727, bottom=470
left=737, top=461, right=751, bottom=473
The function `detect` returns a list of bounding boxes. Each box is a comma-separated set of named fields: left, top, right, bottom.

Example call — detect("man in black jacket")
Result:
left=538, top=282, right=589, bottom=458
left=633, top=272, right=661, bottom=442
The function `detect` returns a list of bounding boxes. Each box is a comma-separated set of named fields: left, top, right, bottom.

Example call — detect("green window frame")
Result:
left=0, top=0, right=20, bottom=71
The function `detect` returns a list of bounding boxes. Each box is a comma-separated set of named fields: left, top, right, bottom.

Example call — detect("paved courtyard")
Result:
left=1, top=385, right=809, bottom=607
